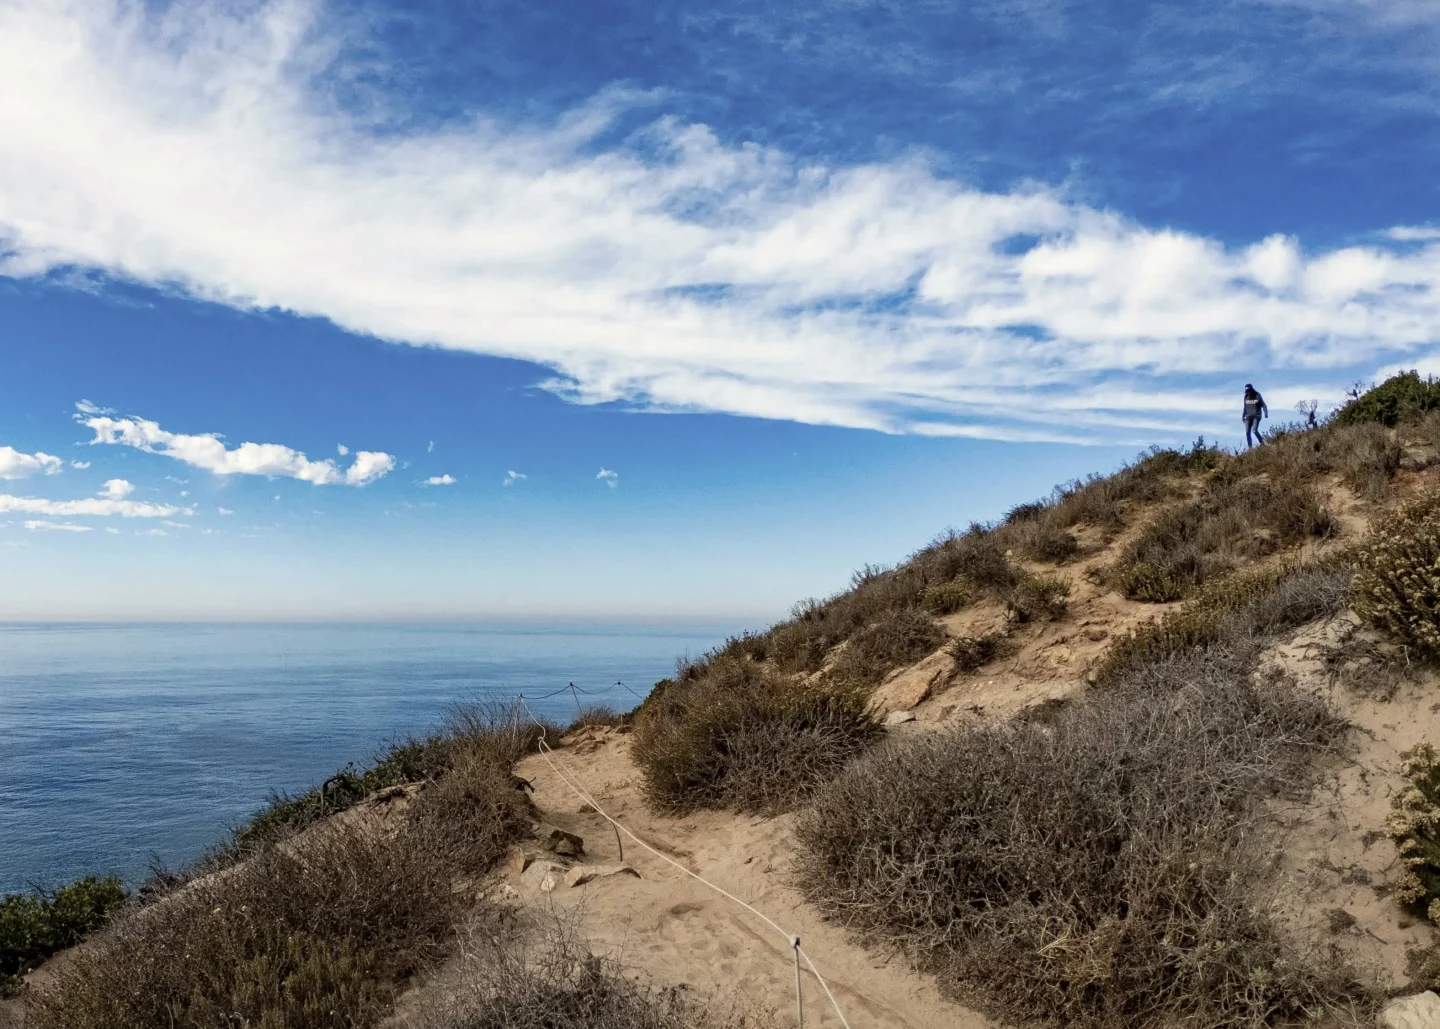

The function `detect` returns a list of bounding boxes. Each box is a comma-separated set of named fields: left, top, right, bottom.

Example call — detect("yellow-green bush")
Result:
left=1354, top=490, right=1440, bottom=657
left=1390, top=743, right=1440, bottom=923
left=922, top=578, right=974, bottom=614
left=1007, top=574, right=1070, bottom=622
left=947, top=633, right=1005, bottom=672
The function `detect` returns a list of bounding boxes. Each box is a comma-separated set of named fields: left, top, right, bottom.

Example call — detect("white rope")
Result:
left=517, top=696, right=854, bottom=1029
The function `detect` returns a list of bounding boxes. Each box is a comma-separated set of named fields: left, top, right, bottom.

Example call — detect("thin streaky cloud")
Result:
left=0, top=494, right=187, bottom=518
left=24, top=519, right=92, bottom=532
left=2, top=4, right=1440, bottom=442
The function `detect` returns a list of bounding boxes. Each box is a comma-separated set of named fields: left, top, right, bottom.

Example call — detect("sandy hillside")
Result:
left=395, top=471, right=1440, bottom=1027
left=391, top=722, right=989, bottom=1029
left=13, top=459, right=1440, bottom=1029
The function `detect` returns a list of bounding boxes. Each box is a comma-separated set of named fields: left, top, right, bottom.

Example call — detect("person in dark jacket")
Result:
left=1242, top=384, right=1268, bottom=448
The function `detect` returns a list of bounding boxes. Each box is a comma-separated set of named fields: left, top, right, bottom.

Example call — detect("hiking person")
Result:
left=1242, top=383, right=1268, bottom=448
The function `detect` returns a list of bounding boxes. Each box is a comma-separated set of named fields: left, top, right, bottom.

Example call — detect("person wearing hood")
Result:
left=1242, top=384, right=1268, bottom=448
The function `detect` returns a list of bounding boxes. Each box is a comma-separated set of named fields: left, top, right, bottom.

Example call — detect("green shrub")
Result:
left=1006, top=574, right=1070, bottom=622
left=1112, top=560, right=1183, bottom=602
left=946, top=633, right=1005, bottom=672
left=1389, top=743, right=1440, bottom=924
left=0, top=877, right=127, bottom=995
left=1336, top=371, right=1440, bottom=427
left=1353, top=489, right=1440, bottom=657
left=921, top=578, right=974, bottom=614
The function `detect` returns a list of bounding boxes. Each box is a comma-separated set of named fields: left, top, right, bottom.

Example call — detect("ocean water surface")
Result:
left=0, top=621, right=736, bottom=895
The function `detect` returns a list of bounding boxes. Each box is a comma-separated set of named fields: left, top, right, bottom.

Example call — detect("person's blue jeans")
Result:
left=1244, top=416, right=1264, bottom=448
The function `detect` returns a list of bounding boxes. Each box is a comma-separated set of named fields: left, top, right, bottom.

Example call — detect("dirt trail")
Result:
left=450, top=729, right=991, bottom=1029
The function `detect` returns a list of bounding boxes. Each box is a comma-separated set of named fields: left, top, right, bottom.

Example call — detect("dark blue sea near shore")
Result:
left=0, top=621, right=737, bottom=895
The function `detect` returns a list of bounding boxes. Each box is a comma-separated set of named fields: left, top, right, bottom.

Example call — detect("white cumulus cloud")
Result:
left=0, top=447, right=62, bottom=479
left=337, top=444, right=349, bottom=456
left=70, top=460, right=90, bottom=469
left=596, top=468, right=618, bottom=488
left=217, top=506, right=234, bottom=515
left=79, top=406, right=395, bottom=485
left=99, top=478, right=134, bottom=500
left=503, top=470, right=526, bottom=486
left=5, top=3, right=1440, bottom=440
left=424, top=474, right=456, bottom=486
left=24, top=519, right=92, bottom=532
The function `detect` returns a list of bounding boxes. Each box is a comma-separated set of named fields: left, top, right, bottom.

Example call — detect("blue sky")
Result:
left=0, top=0, right=1437, bottom=620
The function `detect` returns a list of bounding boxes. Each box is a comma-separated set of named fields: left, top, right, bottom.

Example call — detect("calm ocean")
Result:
left=0, top=621, right=736, bottom=895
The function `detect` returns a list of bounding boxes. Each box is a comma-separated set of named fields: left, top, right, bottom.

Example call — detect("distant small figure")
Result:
left=1243, top=384, right=1269, bottom=448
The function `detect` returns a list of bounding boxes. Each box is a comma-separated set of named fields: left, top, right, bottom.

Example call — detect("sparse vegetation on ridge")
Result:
left=794, top=563, right=1365, bottom=1029
left=25, top=708, right=543, bottom=1029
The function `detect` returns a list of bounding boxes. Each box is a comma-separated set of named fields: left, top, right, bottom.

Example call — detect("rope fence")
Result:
left=516, top=693, right=853, bottom=1029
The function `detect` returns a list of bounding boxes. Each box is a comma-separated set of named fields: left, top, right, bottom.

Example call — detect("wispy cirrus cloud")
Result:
left=0, top=494, right=183, bottom=518
left=79, top=406, right=395, bottom=485
left=596, top=468, right=619, bottom=488
left=23, top=519, right=91, bottom=532
left=1, top=3, right=1439, bottom=443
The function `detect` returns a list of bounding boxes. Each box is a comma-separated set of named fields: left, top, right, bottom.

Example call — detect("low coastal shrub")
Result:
left=1336, top=371, right=1440, bottom=427
left=1389, top=743, right=1440, bottom=924
left=1010, top=519, right=1080, bottom=563
left=631, top=659, right=879, bottom=815
left=202, top=706, right=549, bottom=872
left=415, top=914, right=749, bottom=1029
left=795, top=564, right=1362, bottom=1029
left=945, top=632, right=1004, bottom=672
left=566, top=704, right=631, bottom=733
left=1097, top=563, right=1351, bottom=687
left=1006, top=574, right=1070, bottom=622
left=1354, top=489, right=1440, bottom=657
left=921, top=578, right=973, bottom=614
left=1110, top=474, right=1332, bottom=601
left=28, top=711, right=536, bottom=1029
left=833, top=606, right=946, bottom=684
left=0, top=877, right=126, bottom=995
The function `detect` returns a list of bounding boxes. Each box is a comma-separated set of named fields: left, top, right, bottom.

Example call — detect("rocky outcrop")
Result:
left=868, top=649, right=954, bottom=716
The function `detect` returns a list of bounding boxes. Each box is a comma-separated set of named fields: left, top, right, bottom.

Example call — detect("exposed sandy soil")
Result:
left=392, top=724, right=991, bottom=1029
left=1260, top=614, right=1440, bottom=989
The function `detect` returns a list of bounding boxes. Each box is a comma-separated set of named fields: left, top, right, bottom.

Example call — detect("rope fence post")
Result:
left=569, top=681, right=582, bottom=721
left=792, top=935, right=805, bottom=1028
